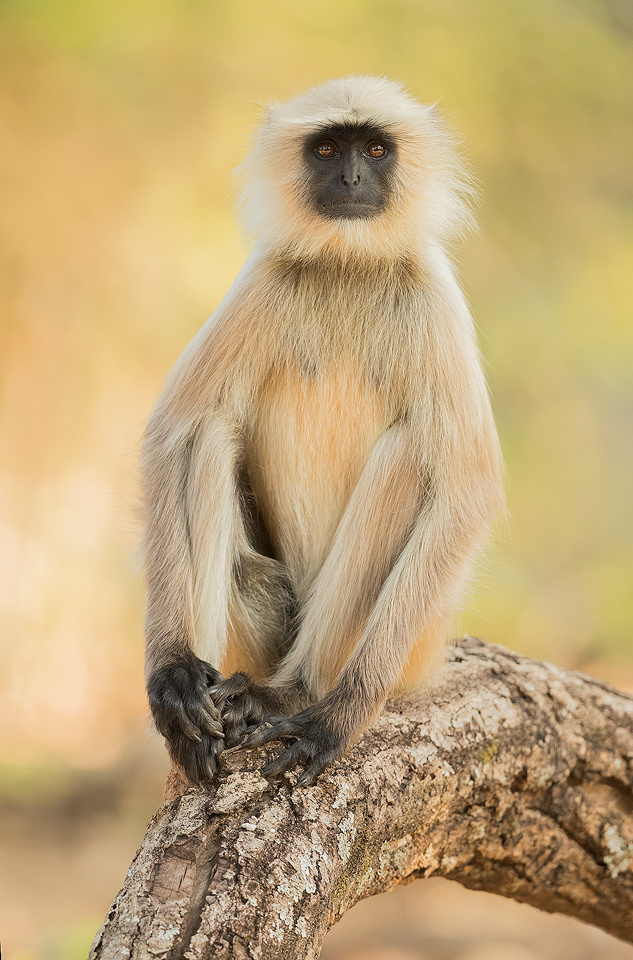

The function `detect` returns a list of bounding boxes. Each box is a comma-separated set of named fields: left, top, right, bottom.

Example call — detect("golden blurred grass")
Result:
left=0, top=0, right=632, bottom=784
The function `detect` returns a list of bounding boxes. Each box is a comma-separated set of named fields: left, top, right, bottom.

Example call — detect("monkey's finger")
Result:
left=179, top=714, right=203, bottom=743
left=208, top=684, right=243, bottom=715
left=242, top=715, right=287, bottom=736
left=191, top=756, right=214, bottom=785
left=208, top=673, right=248, bottom=697
left=188, top=682, right=221, bottom=715
left=296, top=758, right=328, bottom=788
left=225, top=713, right=284, bottom=748
left=262, top=740, right=309, bottom=779
left=176, top=711, right=220, bottom=743
left=184, top=692, right=223, bottom=737
left=245, top=719, right=300, bottom=747
left=203, top=696, right=222, bottom=721
left=207, top=683, right=227, bottom=702
left=203, top=666, right=223, bottom=686
left=184, top=735, right=223, bottom=785
left=243, top=724, right=275, bottom=747
left=203, top=756, right=218, bottom=782
left=224, top=727, right=247, bottom=748
left=196, top=708, right=224, bottom=740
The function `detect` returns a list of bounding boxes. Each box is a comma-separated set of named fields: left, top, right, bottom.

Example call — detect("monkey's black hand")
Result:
left=209, top=672, right=290, bottom=748
left=244, top=706, right=346, bottom=787
left=147, top=653, right=224, bottom=784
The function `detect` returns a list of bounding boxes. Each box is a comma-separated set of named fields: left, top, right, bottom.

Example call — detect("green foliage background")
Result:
left=1, top=0, right=632, bottom=956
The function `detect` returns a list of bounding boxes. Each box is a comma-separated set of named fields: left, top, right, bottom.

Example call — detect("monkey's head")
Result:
left=239, top=75, right=474, bottom=261
left=302, top=121, right=396, bottom=222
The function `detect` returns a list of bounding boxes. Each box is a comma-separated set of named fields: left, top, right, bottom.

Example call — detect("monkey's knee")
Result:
left=147, top=652, right=224, bottom=784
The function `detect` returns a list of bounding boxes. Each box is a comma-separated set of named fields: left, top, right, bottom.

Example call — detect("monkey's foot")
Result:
left=209, top=672, right=290, bottom=748
left=244, top=707, right=346, bottom=787
left=147, top=653, right=224, bottom=784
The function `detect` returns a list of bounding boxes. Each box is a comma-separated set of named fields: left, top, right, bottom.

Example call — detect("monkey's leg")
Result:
left=246, top=418, right=498, bottom=786
left=245, top=425, right=426, bottom=784
left=210, top=544, right=306, bottom=746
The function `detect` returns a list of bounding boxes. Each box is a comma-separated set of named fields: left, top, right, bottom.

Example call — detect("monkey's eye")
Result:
left=315, top=141, right=337, bottom=159
left=366, top=142, right=387, bottom=159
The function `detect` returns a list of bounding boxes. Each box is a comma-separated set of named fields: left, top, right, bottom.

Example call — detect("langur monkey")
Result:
left=143, top=76, right=504, bottom=787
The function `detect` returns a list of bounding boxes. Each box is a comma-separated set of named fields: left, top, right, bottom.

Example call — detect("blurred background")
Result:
left=1, top=0, right=632, bottom=957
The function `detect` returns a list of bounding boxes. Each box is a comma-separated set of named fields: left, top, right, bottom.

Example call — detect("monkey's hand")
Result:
left=244, top=705, right=346, bottom=787
left=209, top=672, right=291, bottom=748
left=147, top=653, right=224, bottom=784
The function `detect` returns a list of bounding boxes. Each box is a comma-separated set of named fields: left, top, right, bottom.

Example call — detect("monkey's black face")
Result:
left=302, top=123, right=397, bottom=220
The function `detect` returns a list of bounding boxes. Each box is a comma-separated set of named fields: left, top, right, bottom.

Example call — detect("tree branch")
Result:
left=89, top=638, right=633, bottom=959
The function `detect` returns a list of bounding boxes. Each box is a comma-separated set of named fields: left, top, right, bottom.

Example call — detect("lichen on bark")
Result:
left=89, top=638, right=633, bottom=960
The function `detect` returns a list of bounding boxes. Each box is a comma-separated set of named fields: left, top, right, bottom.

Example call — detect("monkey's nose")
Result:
left=341, top=158, right=361, bottom=188
left=341, top=172, right=361, bottom=187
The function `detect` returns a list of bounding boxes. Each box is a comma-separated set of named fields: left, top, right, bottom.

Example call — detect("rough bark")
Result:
left=89, top=638, right=633, bottom=960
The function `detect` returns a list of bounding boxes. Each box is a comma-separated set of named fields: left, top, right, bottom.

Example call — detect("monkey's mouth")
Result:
left=318, top=199, right=383, bottom=220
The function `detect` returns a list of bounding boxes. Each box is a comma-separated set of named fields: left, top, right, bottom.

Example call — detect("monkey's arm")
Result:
left=249, top=382, right=504, bottom=786
left=143, top=407, right=247, bottom=783
left=142, top=277, right=273, bottom=783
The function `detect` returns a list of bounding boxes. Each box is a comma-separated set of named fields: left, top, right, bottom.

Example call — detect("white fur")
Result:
left=143, top=76, right=504, bottom=744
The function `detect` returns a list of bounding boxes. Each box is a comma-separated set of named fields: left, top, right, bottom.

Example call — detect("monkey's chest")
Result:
left=246, top=366, right=389, bottom=590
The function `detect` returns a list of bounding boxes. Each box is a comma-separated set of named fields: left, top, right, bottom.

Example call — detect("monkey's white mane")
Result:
left=238, top=75, right=475, bottom=261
